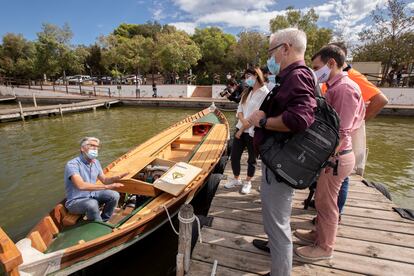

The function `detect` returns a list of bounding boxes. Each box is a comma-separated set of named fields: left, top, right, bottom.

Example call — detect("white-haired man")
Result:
left=64, top=137, right=126, bottom=222
left=248, top=28, right=317, bottom=276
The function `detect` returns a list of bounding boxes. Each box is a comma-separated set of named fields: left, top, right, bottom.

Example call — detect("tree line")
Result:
left=0, top=1, right=412, bottom=85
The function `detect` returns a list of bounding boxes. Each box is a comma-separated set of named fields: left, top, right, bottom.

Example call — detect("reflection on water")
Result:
left=0, top=108, right=413, bottom=242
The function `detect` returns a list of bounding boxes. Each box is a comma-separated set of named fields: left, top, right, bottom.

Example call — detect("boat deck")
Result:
left=188, top=154, right=414, bottom=275
left=0, top=98, right=120, bottom=122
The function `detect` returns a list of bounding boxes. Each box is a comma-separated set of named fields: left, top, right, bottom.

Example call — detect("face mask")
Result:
left=268, top=75, right=276, bottom=84
left=267, top=56, right=281, bottom=75
left=86, top=149, right=98, bottom=160
left=245, top=77, right=255, bottom=87
left=315, top=64, right=331, bottom=83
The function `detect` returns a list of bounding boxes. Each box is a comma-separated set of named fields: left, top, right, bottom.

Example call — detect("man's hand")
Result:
left=108, top=183, right=124, bottom=189
left=118, top=172, right=129, bottom=179
left=247, top=110, right=266, bottom=127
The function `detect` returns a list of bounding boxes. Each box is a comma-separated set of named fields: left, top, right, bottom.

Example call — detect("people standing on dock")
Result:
left=294, top=45, right=365, bottom=261
left=64, top=137, right=126, bottom=222
left=322, top=42, right=388, bottom=221
left=225, top=67, right=269, bottom=195
left=248, top=28, right=317, bottom=276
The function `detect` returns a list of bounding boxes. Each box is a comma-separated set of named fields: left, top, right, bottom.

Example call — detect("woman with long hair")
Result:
left=224, top=67, right=269, bottom=194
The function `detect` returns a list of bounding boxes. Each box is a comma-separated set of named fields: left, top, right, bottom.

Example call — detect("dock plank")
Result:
left=189, top=154, right=414, bottom=275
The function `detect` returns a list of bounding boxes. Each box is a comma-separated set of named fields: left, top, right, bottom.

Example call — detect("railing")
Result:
left=0, top=77, right=113, bottom=97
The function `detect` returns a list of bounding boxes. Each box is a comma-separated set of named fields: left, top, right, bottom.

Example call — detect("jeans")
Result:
left=66, top=190, right=120, bottom=222
left=337, top=176, right=349, bottom=214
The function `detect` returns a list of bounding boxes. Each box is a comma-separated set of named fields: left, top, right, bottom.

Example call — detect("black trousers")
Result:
left=231, top=130, right=257, bottom=177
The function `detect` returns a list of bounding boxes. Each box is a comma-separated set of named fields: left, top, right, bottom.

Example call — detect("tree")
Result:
left=353, top=0, right=414, bottom=84
left=155, top=31, right=201, bottom=82
left=113, top=21, right=176, bottom=39
left=0, top=33, right=35, bottom=79
left=231, top=31, right=268, bottom=70
left=100, top=34, right=153, bottom=77
left=191, top=27, right=236, bottom=84
left=85, top=44, right=106, bottom=77
left=270, top=7, right=333, bottom=64
left=33, top=23, right=86, bottom=80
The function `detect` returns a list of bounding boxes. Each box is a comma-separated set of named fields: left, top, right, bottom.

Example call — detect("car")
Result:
left=68, top=75, right=92, bottom=85
left=122, top=75, right=143, bottom=85
left=97, top=76, right=112, bottom=85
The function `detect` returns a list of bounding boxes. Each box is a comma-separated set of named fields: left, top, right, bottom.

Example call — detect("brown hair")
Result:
left=241, top=67, right=265, bottom=104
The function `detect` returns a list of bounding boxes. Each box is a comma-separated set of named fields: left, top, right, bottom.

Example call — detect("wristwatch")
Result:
left=259, top=117, right=267, bottom=128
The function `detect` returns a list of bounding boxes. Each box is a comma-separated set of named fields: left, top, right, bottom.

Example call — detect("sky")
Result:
left=0, top=0, right=413, bottom=45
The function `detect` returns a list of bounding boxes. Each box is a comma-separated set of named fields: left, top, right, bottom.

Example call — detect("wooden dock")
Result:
left=0, top=95, right=16, bottom=102
left=0, top=99, right=120, bottom=122
left=188, top=156, right=414, bottom=275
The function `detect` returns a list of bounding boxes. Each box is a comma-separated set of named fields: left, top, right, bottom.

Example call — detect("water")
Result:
left=0, top=107, right=413, bottom=274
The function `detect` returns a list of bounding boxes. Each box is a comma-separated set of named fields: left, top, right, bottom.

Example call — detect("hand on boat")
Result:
left=108, top=183, right=124, bottom=189
left=247, top=110, right=265, bottom=127
left=119, top=172, right=129, bottom=179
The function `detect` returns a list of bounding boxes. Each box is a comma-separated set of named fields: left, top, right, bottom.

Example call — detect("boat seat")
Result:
left=55, top=204, right=82, bottom=227
left=174, top=137, right=203, bottom=144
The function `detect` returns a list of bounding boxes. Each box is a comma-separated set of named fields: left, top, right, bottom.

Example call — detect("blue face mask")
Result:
left=268, top=75, right=276, bottom=84
left=245, top=77, right=255, bottom=87
left=267, top=56, right=281, bottom=75
left=86, top=149, right=98, bottom=160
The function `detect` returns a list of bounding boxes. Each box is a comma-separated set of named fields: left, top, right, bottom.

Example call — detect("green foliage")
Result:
left=191, top=27, right=237, bottom=84
left=0, top=33, right=35, bottom=78
left=352, top=0, right=414, bottom=83
left=156, top=31, right=201, bottom=74
left=113, top=21, right=176, bottom=39
left=270, top=8, right=332, bottom=64
left=231, top=31, right=269, bottom=69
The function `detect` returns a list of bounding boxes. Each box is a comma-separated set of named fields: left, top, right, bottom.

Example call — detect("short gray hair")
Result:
left=270, top=28, right=307, bottom=55
left=80, top=137, right=100, bottom=147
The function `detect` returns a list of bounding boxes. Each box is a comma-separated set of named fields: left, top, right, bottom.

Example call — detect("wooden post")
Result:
left=93, top=86, right=96, bottom=97
left=59, top=104, right=63, bottom=118
left=18, top=101, right=25, bottom=122
left=65, top=82, right=68, bottom=94
left=176, top=204, right=194, bottom=276
left=32, top=93, right=37, bottom=108
left=40, top=80, right=43, bottom=90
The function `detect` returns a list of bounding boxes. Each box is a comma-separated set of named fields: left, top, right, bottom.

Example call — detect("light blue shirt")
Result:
left=64, top=154, right=103, bottom=207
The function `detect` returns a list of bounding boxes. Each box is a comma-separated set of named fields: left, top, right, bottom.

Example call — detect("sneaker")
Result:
left=294, top=230, right=316, bottom=244
left=252, top=239, right=270, bottom=253
left=294, top=245, right=332, bottom=261
left=224, top=178, right=242, bottom=189
left=241, top=181, right=252, bottom=194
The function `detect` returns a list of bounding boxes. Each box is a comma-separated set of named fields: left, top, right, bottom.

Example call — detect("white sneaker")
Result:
left=241, top=181, right=252, bottom=194
left=224, top=178, right=242, bottom=189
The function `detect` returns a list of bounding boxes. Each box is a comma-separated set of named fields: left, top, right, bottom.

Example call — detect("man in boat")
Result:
left=248, top=28, right=317, bottom=276
left=64, top=137, right=126, bottom=222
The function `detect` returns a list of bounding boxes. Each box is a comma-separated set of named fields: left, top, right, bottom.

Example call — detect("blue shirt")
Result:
left=64, top=154, right=103, bottom=207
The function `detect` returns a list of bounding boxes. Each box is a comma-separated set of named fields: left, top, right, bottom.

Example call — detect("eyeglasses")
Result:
left=268, top=43, right=291, bottom=56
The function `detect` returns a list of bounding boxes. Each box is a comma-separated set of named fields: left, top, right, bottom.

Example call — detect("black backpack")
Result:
left=259, top=66, right=340, bottom=189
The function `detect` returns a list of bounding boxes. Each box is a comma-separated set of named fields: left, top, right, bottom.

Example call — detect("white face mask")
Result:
left=315, top=64, right=331, bottom=83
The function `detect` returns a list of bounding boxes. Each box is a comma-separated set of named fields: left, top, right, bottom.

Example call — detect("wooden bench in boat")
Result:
left=54, top=204, right=82, bottom=227
left=0, top=227, right=23, bottom=275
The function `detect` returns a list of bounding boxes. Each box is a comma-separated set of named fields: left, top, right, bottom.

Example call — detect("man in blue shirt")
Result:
left=64, top=137, right=126, bottom=222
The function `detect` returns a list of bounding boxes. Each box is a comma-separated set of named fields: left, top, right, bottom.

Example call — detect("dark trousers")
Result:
left=231, top=131, right=256, bottom=177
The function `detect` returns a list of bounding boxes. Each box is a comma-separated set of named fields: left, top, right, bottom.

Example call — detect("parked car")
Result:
left=122, top=75, right=143, bottom=85
left=68, top=75, right=93, bottom=85
left=97, top=76, right=112, bottom=85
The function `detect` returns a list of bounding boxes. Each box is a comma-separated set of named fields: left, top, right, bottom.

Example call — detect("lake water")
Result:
left=0, top=106, right=413, bottom=274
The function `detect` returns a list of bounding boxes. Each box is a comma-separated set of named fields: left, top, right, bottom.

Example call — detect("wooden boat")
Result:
left=0, top=106, right=229, bottom=275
